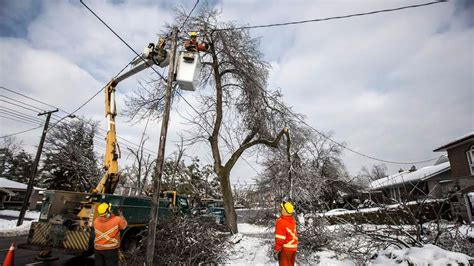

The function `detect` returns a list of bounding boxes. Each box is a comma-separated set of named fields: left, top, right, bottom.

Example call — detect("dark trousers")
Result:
left=94, top=249, right=118, bottom=266
left=279, top=250, right=296, bottom=266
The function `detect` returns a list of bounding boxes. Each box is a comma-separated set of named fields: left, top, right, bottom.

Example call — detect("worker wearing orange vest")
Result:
left=93, top=202, right=127, bottom=266
left=184, top=32, right=208, bottom=52
left=273, top=201, right=298, bottom=266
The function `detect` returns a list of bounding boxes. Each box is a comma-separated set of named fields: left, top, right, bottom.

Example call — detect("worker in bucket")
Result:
left=93, top=202, right=127, bottom=266
left=273, top=201, right=298, bottom=266
left=184, top=31, right=208, bottom=52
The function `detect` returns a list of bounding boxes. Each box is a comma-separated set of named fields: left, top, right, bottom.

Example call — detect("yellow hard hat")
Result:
left=280, top=201, right=294, bottom=215
left=97, top=202, right=111, bottom=216
left=190, top=31, right=197, bottom=37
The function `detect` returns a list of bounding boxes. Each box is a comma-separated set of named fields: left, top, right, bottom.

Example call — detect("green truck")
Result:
left=19, top=190, right=189, bottom=256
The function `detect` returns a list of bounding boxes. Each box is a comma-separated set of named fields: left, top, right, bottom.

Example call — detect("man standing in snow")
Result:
left=274, top=201, right=298, bottom=266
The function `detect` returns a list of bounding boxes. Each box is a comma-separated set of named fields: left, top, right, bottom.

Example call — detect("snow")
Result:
left=0, top=210, right=40, bottom=237
left=369, top=161, right=450, bottom=189
left=0, top=177, right=43, bottom=190
left=0, top=209, right=40, bottom=220
left=226, top=223, right=473, bottom=265
left=371, top=244, right=472, bottom=265
left=238, top=223, right=271, bottom=235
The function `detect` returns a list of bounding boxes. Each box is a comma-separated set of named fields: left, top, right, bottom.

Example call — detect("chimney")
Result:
left=409, top=165, right=417, bottom=172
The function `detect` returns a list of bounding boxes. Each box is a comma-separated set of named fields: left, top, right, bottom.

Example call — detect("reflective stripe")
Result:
left=283, top=243, right=298, bottom=248
left=95, top=225, right=119, bottom=248
left=95, top=242, right=119, bottom=248
left=275, top=234, right=286, bottom=240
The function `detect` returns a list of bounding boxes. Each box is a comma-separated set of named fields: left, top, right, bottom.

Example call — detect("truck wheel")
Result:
left=122, top=236, right=138, bottom=254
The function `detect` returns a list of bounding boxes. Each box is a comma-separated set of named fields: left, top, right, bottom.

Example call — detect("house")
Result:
left=433, top=132, right=474, bottom=222
left=0, top=177, right=44, bottom=210
left=368, top=157, right=451, bottom=203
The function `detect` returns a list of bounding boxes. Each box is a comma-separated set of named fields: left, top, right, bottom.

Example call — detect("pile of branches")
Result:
left=126, top=216, right=229, bottom=265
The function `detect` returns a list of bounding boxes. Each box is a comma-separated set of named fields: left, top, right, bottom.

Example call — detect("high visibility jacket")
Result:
left=93, top=214, right=127, bottom=250
left=274, top=215, right=298, bottom=252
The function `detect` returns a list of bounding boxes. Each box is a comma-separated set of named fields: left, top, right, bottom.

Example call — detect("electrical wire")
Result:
left=80, top=0, right=168, bottom=83
left=47, top=59, right=133, bottom=132
left=213, top=0, right=447, bottom=31
left=0, top=86, right=159, bottom=157
left=0, top=126, right=43, bottom=139
left=178, top=0, right=200, bottom=33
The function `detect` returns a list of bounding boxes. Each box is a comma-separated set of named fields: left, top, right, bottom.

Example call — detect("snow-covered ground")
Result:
left=0, top=210, right=40, bottom=237
left=226, top=223, right=474, bottom=265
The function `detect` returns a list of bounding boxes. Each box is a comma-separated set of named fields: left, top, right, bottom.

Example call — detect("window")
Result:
left=467, top=145, right=474, bottom=176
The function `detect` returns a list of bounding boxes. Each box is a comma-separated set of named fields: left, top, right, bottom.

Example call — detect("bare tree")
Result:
left=127, top=137, right=156, bottom=195
left=125, top=7, right=295, bottom=233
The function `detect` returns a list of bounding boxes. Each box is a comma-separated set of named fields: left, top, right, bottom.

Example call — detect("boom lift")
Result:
left=19, top=37, right=194, bottom=256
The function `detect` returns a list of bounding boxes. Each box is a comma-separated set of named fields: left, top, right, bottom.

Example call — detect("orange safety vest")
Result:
left=274, top=215, right=298, bottom=252
left=93, top=214, right=128, bottom=250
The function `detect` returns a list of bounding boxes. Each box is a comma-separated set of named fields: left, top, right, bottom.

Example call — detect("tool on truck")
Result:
left=18, top=36, right=201, bottom=257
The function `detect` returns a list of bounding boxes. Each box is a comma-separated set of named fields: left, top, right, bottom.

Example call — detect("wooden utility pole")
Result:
left=17, top=109, right=58, bottom=226
left=145, top=26, right=178, bottom=266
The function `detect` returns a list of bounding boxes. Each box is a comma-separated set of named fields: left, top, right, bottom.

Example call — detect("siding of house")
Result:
left=447, top=141, right=473, bottom=178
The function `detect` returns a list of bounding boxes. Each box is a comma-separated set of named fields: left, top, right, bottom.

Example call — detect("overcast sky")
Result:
left=0, top=0, right=472, bottom=187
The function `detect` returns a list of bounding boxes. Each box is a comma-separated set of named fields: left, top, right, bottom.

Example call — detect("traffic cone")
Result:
left=2, top=242, right=14, bottom=266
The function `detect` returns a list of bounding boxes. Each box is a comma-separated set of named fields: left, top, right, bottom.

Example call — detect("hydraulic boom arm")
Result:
left=95, top=37, right=169, bottom=194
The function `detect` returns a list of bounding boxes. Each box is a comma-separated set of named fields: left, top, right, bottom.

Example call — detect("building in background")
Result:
left=434, top=132, right=474, bottom=222
left=0, top=177, right=44, bottom=210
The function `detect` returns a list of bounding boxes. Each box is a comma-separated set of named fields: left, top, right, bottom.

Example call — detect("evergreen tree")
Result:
left=40, top=118, right=100, bottom=192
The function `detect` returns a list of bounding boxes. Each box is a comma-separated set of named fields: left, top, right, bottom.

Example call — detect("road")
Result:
left=0, top=236, right=94, bottom=266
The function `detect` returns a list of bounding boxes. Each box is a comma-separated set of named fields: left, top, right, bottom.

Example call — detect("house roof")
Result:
left=0, top=177, right=43, bottom=190
left=433, top=132, right=474, bottom=152
left=369, top=161, right=450, bottom=190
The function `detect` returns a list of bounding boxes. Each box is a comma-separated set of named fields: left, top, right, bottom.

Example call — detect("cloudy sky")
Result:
left=0, top=0, right=472, bottom=186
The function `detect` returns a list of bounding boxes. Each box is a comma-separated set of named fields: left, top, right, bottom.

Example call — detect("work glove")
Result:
left=273, top=251, right=280, bottom=261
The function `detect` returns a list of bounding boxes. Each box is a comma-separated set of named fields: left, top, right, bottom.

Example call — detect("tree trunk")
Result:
left=219, top=170, right=238, bottom=233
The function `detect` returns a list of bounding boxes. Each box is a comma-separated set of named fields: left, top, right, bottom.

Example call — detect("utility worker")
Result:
left=184, top=32, right=208, bottom=52
left=274, top=201, right=298, bottom=266
left=93, top=202, right=127, bottom=266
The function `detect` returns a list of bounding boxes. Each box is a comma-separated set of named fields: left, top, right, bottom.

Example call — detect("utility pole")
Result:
left=17, top=109, right=58, bottom=226
left=146, top=26, right=178, bottom=266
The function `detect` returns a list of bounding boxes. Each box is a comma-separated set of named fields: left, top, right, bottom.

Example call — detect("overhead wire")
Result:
left=80, top=0, right=440, bottom=171
left=0, top=87, right=159, bottom=158
left=213, top=0, right=447, bottom=31
left=47, top=59, right=132, bottom=133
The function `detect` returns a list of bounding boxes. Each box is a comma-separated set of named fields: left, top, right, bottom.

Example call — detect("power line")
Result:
left=0, top=126, right=43, bottom=139
left=0, top=86, right=60, bottom=110
left=179, top=0, right=200, bottom=33
left=213, top=0, right=447, bottom=31
left=0, top=95, right=46, bottom=112
left=0, top=114, right=39, bottom=126
left=80, top=0, right=439, bottom=166
left=80, top=0, right=168, bottom=83
left=80, top=0, right=262, bottom=176
left=0, top=99, right=41, bottom=113
left=47, top=59, right=133, bottom=133
left=0, top=108, right=44, bottom=124
left=0, top=86, right=159, bottom=157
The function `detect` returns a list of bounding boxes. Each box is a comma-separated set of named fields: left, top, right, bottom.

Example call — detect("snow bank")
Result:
left=238, top=223, right=271, bottom=234
left=0, top=210, right=40, bottom=237
left=0, top=209, right=40, bottom=220
left=0, top=219, right=33, bottom=237
left=371, top=244, right=473, bottom=265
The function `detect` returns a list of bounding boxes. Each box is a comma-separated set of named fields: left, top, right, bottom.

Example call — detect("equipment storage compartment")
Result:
left=175, top=51, right=201, bottom=91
